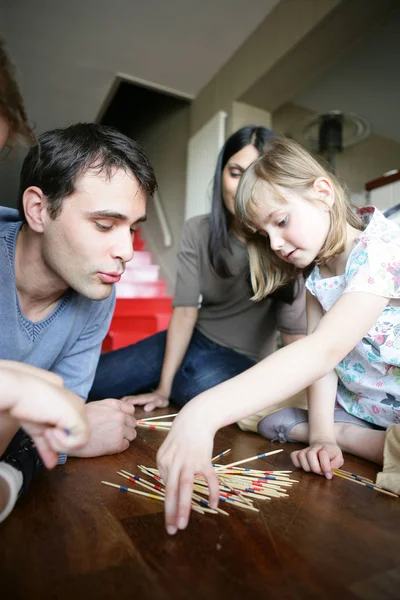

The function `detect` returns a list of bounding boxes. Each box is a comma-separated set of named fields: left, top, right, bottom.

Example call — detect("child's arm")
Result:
left=157, top=291, right=389, bottom=534
left=291, top=292, right=342, bottom=477
left=0, top=361, right=89, bottom=467
left=292, top=369, right=341, bottom=476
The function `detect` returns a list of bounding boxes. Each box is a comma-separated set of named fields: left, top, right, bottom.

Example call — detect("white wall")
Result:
left=137, top=104, right=191, bottom=294
left=273, top=103, right=400, bottom=198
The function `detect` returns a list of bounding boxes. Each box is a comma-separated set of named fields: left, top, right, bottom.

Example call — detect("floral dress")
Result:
left=306, top=206, right=400, bottom=428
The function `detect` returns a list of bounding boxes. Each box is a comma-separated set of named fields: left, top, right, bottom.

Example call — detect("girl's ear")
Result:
left=312, top=177, right=335, bottom=208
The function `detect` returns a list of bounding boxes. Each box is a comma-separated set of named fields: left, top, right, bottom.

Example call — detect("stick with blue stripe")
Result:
left=211, top=448, right=231, bottom=463
left=332, top=470, right=399, bottom=498
left=216, top=448, right=283, bottom=470
left=101, top=480, right=165, bottom=501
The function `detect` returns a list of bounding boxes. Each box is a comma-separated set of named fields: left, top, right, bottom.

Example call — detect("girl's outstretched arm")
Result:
left=157, top=291, right=390, bottom=534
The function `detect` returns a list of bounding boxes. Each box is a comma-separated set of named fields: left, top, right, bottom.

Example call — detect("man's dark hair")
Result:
left=18, top=123, right=157, bottom=221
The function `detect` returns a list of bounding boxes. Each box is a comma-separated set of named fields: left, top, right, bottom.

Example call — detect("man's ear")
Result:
left=22, top=187, right=49, bottom=233
left=312, top=177, right=335, bottom=208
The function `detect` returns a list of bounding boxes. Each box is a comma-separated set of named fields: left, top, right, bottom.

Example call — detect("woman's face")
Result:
left=222, top=144, right=260, bottom=215
left=0, top=115, right=10, bottom=151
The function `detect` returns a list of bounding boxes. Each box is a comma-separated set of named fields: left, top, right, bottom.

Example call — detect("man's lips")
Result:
left=98, top=272, right=122, bottom=284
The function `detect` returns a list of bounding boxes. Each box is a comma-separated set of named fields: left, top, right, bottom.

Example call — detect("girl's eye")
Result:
left=95, top=222, right=113, bottom=231
left=229, top=169, right=242, bottom=178
left=130, top=228, right=137, bottom=235
left=278, top=217, right=288, bottom=227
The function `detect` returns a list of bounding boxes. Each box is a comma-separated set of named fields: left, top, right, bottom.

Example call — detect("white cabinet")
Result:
left=185, top=111, right=227, bottom=220
left=368, top=180, right=400, bottom=212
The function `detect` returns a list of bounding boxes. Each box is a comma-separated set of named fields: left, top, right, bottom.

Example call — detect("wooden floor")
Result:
left=1, top=408, right=399, bottom=600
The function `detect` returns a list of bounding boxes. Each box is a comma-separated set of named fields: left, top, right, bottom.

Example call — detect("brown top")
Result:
left=173, top=215, right=307, bottom=360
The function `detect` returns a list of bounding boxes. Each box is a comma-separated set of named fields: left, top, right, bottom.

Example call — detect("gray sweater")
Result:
left=0, top=207, right=115, bottom=400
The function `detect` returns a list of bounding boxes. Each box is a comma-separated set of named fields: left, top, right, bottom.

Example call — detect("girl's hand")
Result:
left=290, top=441, right=343, bottom=479
left=157, top=408, right=219, bottom=535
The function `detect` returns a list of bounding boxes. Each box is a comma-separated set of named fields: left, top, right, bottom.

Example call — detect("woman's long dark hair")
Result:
left=207, top=125, right=299, bottom=304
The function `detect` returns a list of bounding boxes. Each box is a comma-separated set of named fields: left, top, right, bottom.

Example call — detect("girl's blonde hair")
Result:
left=235, top=136, right=364, bottom=301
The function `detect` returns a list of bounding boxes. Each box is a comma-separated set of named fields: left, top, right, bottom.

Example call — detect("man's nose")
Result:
left=112, top=231, right=134, bottom=263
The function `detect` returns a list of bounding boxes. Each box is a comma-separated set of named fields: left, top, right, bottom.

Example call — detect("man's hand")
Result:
left=70, top=398, right=137, bottom=458
left=291, top=440, right=344, bottom=479
left=122, top=390, right=169, bottom=412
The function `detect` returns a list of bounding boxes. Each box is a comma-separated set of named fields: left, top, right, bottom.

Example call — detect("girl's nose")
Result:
left=269, top=231, right=284, bottom=252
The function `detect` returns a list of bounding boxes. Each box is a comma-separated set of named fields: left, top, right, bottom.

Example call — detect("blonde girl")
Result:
left=157, top=137, right=400, bottom=535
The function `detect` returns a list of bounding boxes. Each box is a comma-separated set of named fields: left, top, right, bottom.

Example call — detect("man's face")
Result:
left=41, top=167, right=146, bottom=300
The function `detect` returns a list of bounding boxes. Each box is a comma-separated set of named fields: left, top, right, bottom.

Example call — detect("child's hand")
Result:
left=2, top=362, right=89, bottom=468
left=290, top=441, right=343, bottom=479
left=157, top=407, right=219, bottom=535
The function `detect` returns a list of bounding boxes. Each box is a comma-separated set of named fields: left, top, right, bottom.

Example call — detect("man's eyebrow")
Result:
left=85, top=210, right=128, bottom=220
left=85, top=210, right=147, bottom=224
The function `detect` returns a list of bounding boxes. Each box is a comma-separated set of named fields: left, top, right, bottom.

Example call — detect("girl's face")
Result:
left=222, top=144, right=260, bottom=215
left=252, top=182, right=332, bottom=268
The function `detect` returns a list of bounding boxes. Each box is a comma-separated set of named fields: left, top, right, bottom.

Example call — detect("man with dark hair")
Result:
left=0, top=122, right=157, bottom=522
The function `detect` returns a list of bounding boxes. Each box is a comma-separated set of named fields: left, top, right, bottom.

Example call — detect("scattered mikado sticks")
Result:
left=101, top=448, right=297, bottom=519
left=136, top=412, right=178, bottom=431
left=138, top=413, right=179, bottom=422
left=136, top=423, right=172, bottom=431
left=211, top=448, right=232, bottom=462
left=333, top=468, right=399, bottom=499
left=101, top=480, right=165, bottom=503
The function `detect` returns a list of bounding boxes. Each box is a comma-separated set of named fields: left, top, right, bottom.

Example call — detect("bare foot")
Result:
left=335, top=423, right=385, bottom=465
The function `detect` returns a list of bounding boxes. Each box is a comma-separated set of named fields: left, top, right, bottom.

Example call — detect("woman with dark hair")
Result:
left=90, top=125, right=307, bottom=410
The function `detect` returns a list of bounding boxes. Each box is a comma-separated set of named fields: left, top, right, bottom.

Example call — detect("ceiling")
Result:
left=2, top=0, right=399, bottom=144
left=1, top=0, right=279, bottom=133
left=294, top=6, right=400, bottom=144
left=1, top=0, right=399, bottom=204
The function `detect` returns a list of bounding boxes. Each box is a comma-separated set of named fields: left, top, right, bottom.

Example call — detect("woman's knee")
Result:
left=171, top=355, right=252, bottom=406
left=90, top=330, right=168, bottom=399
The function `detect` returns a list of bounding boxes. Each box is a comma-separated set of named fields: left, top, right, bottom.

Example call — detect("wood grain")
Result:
left=1, top=408, right=399, bottom=600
